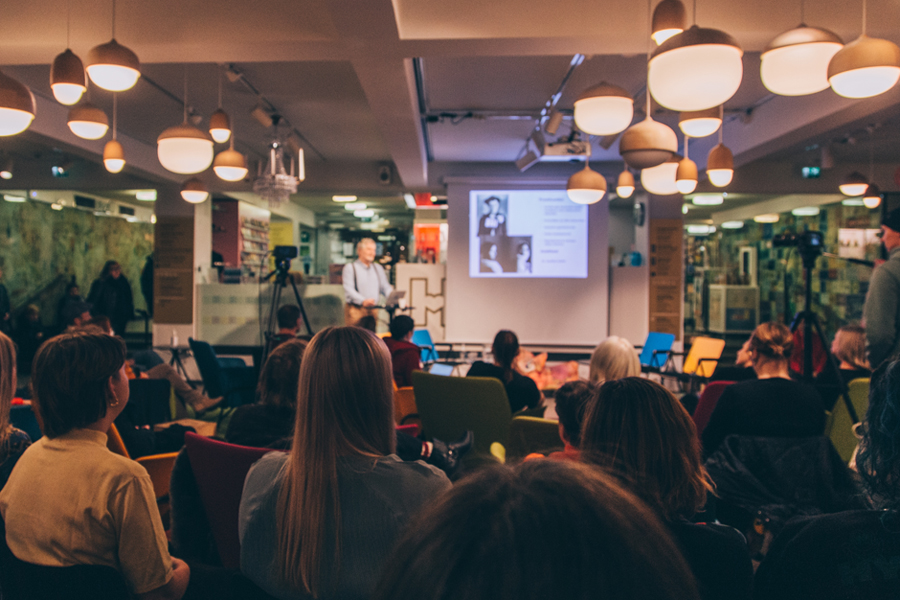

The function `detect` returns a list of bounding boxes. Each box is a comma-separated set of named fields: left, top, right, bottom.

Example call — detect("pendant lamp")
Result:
left=651, top=0, right=687, bottom=45
left=839, top=171, right=868, bottom=196
left=642, top=155, right=681, bottom=196
left=566, top=161, right=607, bottom=204
left=761, top=26, right=843, bottom=96
left=86, top=0, right=140, bottom=92
left=678, top=106, right=721, bottom=137
left=0, top=70, right=36, bottom=136
left=209, top=72, right=231, bottom=143
left=676, top=137, right=698, bottom=194
left=158, top=70, right=214, bottom=174
left=828, top=0, right=900, bottom=98
left=649, top=25, right=744, bottom=111
left=573, top=82, right=634, bottom=136
left=616, top=169, right=635, bottom=198
left=181, top=178, right=209, bottom=204
left=706, top=106, right=733, bottom=187
left=104, top=94, right=124, bottom=173
left=213, top=140, right=248, bottom=182
left=863, top=184, right=882, bottom=208
left=50, top=3, right=86, bottom=105
left=67, top=102, right=109, bottom=140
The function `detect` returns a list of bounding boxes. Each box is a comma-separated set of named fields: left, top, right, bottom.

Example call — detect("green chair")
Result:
left=828, top=377, right=869, bottom=463
left=412, top=371, right=512, bottom=462
left=507, top=416, right=564, bottom=461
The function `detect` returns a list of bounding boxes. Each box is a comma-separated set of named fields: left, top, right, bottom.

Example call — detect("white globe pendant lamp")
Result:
left=675, top=137, right=698, bottom=194
left=104, top=94, right=124, bottom=173
left=50, top=49, right=87, bottom=106
left=651, top=0, right=687, bottom=46
left=181, top=178, right=209, bottom=204
left=0, top=70, right=36, bottom=136
left=573, top=82, right=634, bottom=136
left=213, top=140, right=248, bottom=182
left=566, top=161, right=607, bottom=204
left=839, top=171, right=868, bottom=196
left=85, top=0, right=140, bottom=92
left=863, top=183, right=882, bottom=208
left=619, top=103, right=678, bottom=170
left=67, top=102, right=109, bottom=140
left=642, top=155, right=681, bottom=196
left=761, top=25, right=843, bottom=96
left=648, top=25, right=744, bottom=111
left=706, top=107, right=733, bottom=187
left=828, top=0, right=900, bottom=98
left=616, top=169, right=635, bottom=198
left=678, top=106, right=721, bottom=137
left=158, top=71, right=214, bottom=174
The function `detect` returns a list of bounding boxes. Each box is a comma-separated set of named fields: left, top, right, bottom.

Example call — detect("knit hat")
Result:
left=883, top=208, right=900, bottom=233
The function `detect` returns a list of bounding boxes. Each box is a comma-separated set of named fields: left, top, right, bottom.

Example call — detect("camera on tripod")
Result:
left=772, top=230, right=824, bottom=267
left=273, top=245, right=298, bottom=273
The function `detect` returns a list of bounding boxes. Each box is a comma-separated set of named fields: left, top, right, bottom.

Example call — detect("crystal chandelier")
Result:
left=253, top=118, right=299, bottom=208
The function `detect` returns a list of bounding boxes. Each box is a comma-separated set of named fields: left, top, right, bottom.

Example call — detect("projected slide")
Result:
left=469, top=190, right=588, bottom=279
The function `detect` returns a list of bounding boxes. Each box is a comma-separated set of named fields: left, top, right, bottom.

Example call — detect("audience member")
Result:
left=815, top=324, right=872, bottom=411
left=0, top=332, right=29, bottom=489
left=87, top=260, right=134, bottom=336
left=12, top=304, right=44, bottom=374
left=0, top=266, right=9, bottom=335
left=709, top=338, right=757, bottom=382
left=238, top=326, right=451, bottom=599
left=55, top=280, right=84, bottom=332
left=269, top=304, right=302, bottom=350
left=580, top=377, right=753, bottom=600
left=467, top=330, right=542, bottom=413
left=754, top=356, right=900, bottom=599
left=701, top=322, right=825, bottom=456
left=382, top=315, right=421, bottom=388
left=356, top=314, right=377, bottom=332
left=0, top=331, right=190, bottom=599
left=546, top=380, right=596, bottom=461
left=61, top=298, right=92, bottom=329
left=373, top=460, right=701, bottom=600
left=589, top=336, right=640, bottom=383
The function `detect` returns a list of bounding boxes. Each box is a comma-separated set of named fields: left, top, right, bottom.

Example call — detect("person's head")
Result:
left=65, top=282, right=79, bottom=297
left=373, top=460, right=699, bottom=600
left=735, top=338, right=753, bottom=368
left=554, top=380, right=596, bottom=448
left=589, top=336, right=641, bottom=383
left=85, top=315, right=113, bottom=335
left=484, top=196, right=501, bottom=215
left=856, top=356, right=900, bottom=507
left=356, top=315, right=377, bottom=332
left=277, top=304, right=302, bottom=332
left=492, top=330, right=520, bottom=376
left=881, top=208, right=900, bottom=253
left=22, top=304, right=39, bottom=323
left=357, top=238, right=376, bottom=265
left=389, top=315, right=415, bottom=341
left=517, top=242, right=531, bottom=260
left=0, top=332, right=17, bottom=447
left=748, top=321, right=793, bottom=371
left=481, top=242, right=497, bottom=261
left=31, top=331, right=128, bottom=439
left=581, top=377, right=712, bottom=521
left=277, top=327, right=395, bottom=594
left=100, top=260, right=121, bottom=280
left=257, top=338, right=308, bottom=409
left=62, top=300, right=92, bottom=327
left=832, top=324, right=870, bottom=371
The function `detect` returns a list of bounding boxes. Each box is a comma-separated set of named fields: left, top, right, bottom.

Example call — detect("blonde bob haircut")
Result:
left=833, top=324, right=870, bottom=371
left=276, top=326, right=396, bottom=595
left=589, top=336, right=640, bottom=383
left=0, top=332, right=16, bottom=449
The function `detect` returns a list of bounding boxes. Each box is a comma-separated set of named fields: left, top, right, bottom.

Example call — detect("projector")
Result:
left=540, top=140, right=592, bottom=161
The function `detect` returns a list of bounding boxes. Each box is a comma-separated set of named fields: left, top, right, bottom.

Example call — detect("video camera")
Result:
left=772, top=230, right=824, bottom=268
left=273, top=245, right=298, bottom=273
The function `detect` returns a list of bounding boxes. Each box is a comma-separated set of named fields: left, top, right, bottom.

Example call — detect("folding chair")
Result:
left=638, top=332, right=676, bottom=372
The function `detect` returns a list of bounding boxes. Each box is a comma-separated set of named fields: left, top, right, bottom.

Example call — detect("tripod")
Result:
left=262, top=265, right=313, bottom=363
left=788, top=241, right=859, bottom=423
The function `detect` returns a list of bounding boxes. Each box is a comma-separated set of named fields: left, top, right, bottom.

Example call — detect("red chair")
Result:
left=692, top=381, right=734, bottom=436
left=183, top=432, right=284, bottom=570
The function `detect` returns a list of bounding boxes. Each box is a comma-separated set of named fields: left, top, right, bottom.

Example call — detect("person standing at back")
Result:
left=87, top=260, right=134, bottom=337
left=342, top=238, right=392, bottom=326
left=864, top=208, right=900, bottom=369
left=467, top=330, right=542, bottom=414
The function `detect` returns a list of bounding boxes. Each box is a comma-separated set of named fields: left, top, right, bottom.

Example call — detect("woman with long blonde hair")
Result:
left=0, top=331, right=30, bottom=489
left=239, top=327, right=451, bottom=599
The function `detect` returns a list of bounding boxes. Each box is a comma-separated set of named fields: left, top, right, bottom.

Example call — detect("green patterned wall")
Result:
left=687, top=203, right=882, bottom=339
left=0, top=200, right=153, bottom=326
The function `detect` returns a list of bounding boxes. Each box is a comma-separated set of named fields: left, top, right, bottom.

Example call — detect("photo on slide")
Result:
left=469, top=190, right=587, bottom=279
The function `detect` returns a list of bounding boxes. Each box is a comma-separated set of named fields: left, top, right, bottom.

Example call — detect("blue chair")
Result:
left=638, top=332, right=676, bottom=370
left=411, top=329, right=440, bottom=363
left=188, top=338, right=258, bottom=408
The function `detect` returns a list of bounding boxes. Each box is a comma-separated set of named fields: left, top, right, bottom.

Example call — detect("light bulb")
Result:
left=52, top=83, right=86, bottom=106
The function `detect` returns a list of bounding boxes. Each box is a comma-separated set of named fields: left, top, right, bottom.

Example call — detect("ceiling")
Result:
left=1, top=0, right=900, bottom=227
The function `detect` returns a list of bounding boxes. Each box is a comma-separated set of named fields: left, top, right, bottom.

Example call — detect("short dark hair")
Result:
left=373, top=461, right=699, bottom=600
left=554, top=380, right=596, bottom=448
left=257, top=338, right=308, bottom=409
left=856, top=356, right=900, bottom=507
left=32, top=331, right=127, bottom=438
left=389, top=315, right=415, bottom=340
left=85, top=315, right=112, bottom=333
left=357, top=315, right=377, bottom=332
left=277, top=304, right=302, bottom=329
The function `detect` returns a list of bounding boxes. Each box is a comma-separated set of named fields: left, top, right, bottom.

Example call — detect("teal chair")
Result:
left=507, top=416, right=563, bottom=461
left=827, top=377, right=869, bottom=463
left=412, top=371, right=511, bottom=462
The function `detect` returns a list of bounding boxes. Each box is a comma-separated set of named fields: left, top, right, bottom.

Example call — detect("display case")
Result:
left=708, top=285, right=759, bottom=334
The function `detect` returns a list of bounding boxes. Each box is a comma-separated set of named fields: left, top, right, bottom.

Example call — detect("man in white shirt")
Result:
left=342, top=238, right=393, bottom=325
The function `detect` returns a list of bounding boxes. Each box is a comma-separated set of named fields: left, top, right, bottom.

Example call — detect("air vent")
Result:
left=118, top=205, right=135, bottom=216
left=74, top=195, right=95, bottom=209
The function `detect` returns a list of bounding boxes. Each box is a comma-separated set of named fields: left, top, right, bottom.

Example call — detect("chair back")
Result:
left=683, top=337, right=726, bottom=378
left=639, top=332, right=676, bottom=368
left=0, top=518, right=130, bottom=600
left=412, top=371, right=512, bottom=457
left=135, top=452, right=179, bottom=524
left=692, top=381, right=735, bottom=435
left=188, top=338, right=229, bottom=399
left=394, top=386, right=419, bottom=425
left=106, top=423, right=130, bottom=458
left=411, top=329, right=439, bottom=363
left=124, top=379, right=173, bottom=426
left=828, top=377, right=870, bottom=462
left=183, top=432, right=276, bottom=569
left=507, top=416, right=563, bottom=460
left=9, top=404, right=41, bottom=442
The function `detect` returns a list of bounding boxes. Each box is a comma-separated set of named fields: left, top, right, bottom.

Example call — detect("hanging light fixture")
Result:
left=181, top=178, right=209, bottom=204
left=839, top=171, right=869, bottom=196
left=566, top=160, right=607, bottom=204
left=209, top=70, right=231, bottom=143
left=573, top=83, right=634, bottom=136
left=651, top=0, right=687, bottom=45
left=50, top=0, right=87, bottom=105
left=863, top=184, right=882, bottom=208
left=706, top=106, right=733, bottom=187
left=213, top=138, right=248, bottom=182
left=104, top=94, right=124, bottom=173
left=158, top=69, right=214, bottom=174
left=0, top=159, right=13, bottom=180
left=67, top=102, right=109, bottom=140
left=648, top=0, right=744, bottom=113
left=678, top=106, right=721, bottom=137
left=616, top=169, right=635, bottom=198
left=754, top=214, right=780, bottom=223
left=828, top=0, right=900, bottom=98
left=85, top=0, right=140, bottom=92
left=676, top=136, right=698, bottom=194
left=761, top=26, right=843, bottom=95
left=0, top=70, right=36, bottom=136
left=642, top=154, right=681, bottom=195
